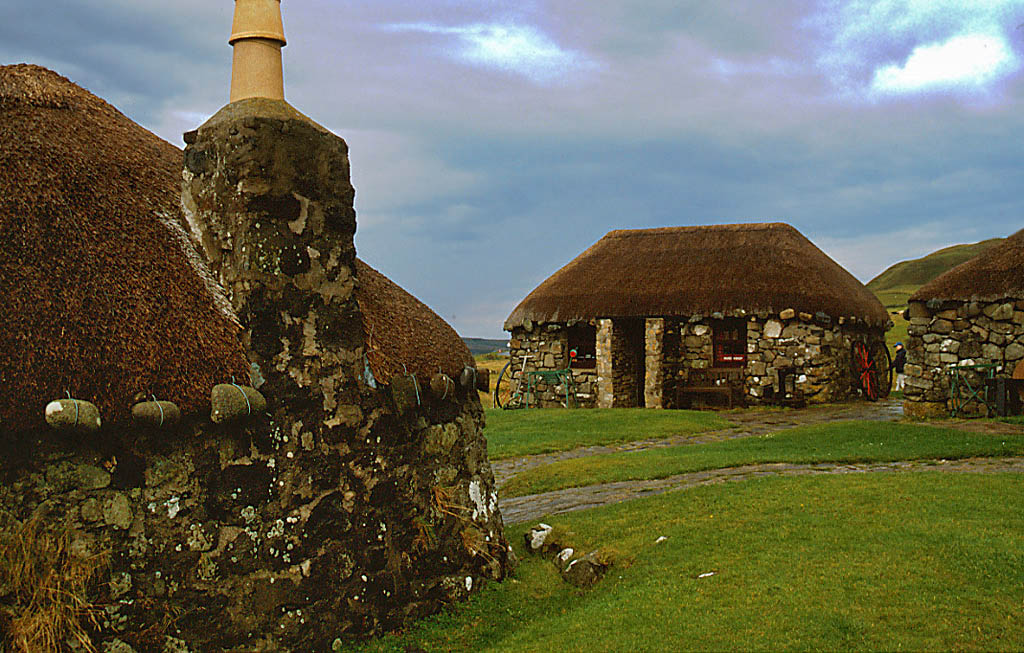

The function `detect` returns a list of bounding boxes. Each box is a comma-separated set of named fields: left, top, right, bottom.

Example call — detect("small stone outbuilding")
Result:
left=0, top=63, right=510, bottom=651
left=903, top=227, right=1024, bottom=418
left=504, top=223, right=890, bottom=408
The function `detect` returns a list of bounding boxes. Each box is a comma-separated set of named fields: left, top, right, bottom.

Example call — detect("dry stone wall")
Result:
left=0, top=400, right=505, bottom=650
left=508, top=311, right=883, bottom=409
left=507, top=323, right=598, bottom=408
left=0, top=102, right=511, bottom=652
left=674, top=315, right=875, bottom=405
left=903, top=298, right=1024, bottom=418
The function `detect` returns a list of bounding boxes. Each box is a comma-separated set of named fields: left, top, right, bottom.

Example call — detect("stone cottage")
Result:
left=0, top=5, right=510, bottom=650
left=902, top=227, right=1024, bottom=418
left=504, top=223, right=891, bottom=408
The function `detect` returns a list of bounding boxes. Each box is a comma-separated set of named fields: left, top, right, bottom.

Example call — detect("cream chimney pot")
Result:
left=229, top=0, right=286, bottom=102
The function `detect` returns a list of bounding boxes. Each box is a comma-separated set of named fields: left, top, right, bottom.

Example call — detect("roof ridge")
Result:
left=604, top=222, right=792, bottom=238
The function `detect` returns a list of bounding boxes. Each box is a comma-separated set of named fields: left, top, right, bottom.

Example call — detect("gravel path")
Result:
left=493, top=399, right=1024, bottom=524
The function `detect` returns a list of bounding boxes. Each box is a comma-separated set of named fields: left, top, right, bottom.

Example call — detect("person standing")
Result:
left=893, top=342, right=907, bottom=391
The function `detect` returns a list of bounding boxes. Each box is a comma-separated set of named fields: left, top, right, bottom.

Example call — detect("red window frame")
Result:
left=713, top=319, right=747, bottom=367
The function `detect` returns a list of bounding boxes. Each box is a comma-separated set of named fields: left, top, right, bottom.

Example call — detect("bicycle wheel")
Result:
left=493, top=361, right=517, bottom=409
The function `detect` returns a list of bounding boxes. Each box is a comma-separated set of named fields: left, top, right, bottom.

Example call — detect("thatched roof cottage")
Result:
left=0, top=64, right=472, bottom=429
left=903, top=227, right=1024, bottom=417
left=0, top=30, right=509, bottom=650
left=504, top=223, right=890, bottom=408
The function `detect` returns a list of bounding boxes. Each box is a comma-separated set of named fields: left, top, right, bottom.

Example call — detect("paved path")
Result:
left=493, top=399, right=1024, bottom=524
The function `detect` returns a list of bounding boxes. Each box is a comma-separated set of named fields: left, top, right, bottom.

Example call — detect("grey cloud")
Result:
left=2, top=0, right=1021, bottom=336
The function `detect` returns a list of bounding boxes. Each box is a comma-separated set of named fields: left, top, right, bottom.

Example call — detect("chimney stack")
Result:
left=229, top=0, right=286, bottom=102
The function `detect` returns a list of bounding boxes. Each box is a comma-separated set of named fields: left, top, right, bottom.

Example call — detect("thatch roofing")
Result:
left=0, top=65, right=472, bottom=432
left=0, top=64, right=251, bottom=432
left=910, top=227, right=1024, bottom=303
left=356, top=260, right=473, bottom=385
left=504, top=223, right=889, bottom=330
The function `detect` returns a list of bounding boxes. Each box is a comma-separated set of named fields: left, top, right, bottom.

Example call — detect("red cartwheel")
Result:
left=851, top=341, right=892, bottom=401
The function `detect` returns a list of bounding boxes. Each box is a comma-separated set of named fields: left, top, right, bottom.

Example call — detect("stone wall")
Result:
left=0, top=398, right=507, bottom=650
left=507, top=322, right=598, bottom=408
left=645, top=319, right=664, bottom=408
left=666, top=312, right=879, bottom=406
left=508, top=311, right=883, bottom=410
left=596, top=319, right=613, bottom=408
left=0, top=102, right=511, bottom=652
left=903, top=298, right=1024, bottom=418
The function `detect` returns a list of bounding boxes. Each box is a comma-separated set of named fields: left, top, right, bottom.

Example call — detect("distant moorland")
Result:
left=462, top=337, right=508, bottom=355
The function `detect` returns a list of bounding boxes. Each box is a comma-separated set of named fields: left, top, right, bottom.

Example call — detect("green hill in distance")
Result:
left=867, top=238, right=1004, bottom=310
left=462, top=337, right=508, bottom=356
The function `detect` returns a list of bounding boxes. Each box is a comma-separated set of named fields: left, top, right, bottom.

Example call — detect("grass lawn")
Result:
left=483, top=408, right=731, bottom=460
left=356, top=473, right=1024, bottom=652
left=886, top=313, right=909, bottom=351
left=500, top=420, right=1024, bottom=497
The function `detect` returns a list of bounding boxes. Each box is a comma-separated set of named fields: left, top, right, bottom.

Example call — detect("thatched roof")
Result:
left=911, top=227, right=1024, bottom=303
left=356, top=260, right=473, bottom=385
left=0, top=64, right=251, bottom=432
left=0, top=65, right=472, bottom=431
left=504, top=223, right=889, bottom=330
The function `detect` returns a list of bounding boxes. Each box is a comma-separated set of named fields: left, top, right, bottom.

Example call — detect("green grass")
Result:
left=873, top=284, right=920, bottom=310
left=354, top=473, right=1024, bottom=652
left=500, top=420, right=1024, bottom=497
left=483, top=408, right=731, bottom=460
left=886, top=313, right=909, bottom=351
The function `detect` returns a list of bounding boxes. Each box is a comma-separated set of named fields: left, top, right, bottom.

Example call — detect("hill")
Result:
left=462, top=337, right=508, bottom=356
left=867, top=238, right=1004, bottom=309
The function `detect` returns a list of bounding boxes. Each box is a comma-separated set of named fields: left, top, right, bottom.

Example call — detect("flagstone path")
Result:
left=493, top=399, right=1024, bottom=524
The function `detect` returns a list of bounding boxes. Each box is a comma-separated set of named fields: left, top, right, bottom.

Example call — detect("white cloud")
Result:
left=871, top=33, right=1018, bottom=94
left=381, top=22, right=597, bottom=83
left=339, top=129, right=482, bottom=217
left=814, top=0, right=1024, bottom=96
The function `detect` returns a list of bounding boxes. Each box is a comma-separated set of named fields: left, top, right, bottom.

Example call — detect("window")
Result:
left=713, top=319, right=746, bottom=367
left=567, top=323, right=597, bottom=369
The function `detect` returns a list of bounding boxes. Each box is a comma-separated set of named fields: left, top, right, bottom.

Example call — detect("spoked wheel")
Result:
left=493, top=361, right=521, bottom=409
left=851, top=341, right=892, bottom=401
left=873, top=343, right=893, bottom=399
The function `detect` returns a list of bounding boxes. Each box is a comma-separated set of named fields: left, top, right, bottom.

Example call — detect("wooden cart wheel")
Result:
left=851, top=341, right=882, bottom=401
left=494, top=361, right=523, bottom=409
left=872, top=342, right=893, bottom=399
left=1014, top=359, right=1024, bottom=402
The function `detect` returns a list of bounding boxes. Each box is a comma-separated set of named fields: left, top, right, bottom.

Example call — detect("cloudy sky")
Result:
left=3, top=1, right=1022, bottom=337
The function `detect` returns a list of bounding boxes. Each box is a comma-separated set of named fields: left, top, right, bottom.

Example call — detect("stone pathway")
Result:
left=493, top=399, right=1024, bottom=524
left=492, top=399, right=904, bottom=486
left=499, top=456, right=1024, bottom=524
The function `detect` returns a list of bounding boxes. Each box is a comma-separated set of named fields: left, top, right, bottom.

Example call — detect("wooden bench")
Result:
left=677, top=368, right=745, bottom=409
